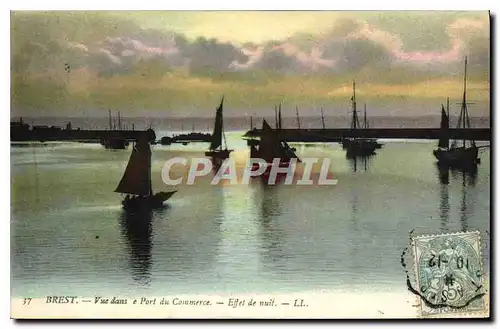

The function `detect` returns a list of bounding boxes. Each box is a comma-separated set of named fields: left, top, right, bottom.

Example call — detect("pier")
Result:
left=160, top=132, right=212, bottom=145
left=11, top=125, right=156, bottom=143
left=243, top=128, right=491, bottom=142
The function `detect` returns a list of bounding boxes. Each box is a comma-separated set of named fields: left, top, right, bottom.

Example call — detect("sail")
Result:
left=440, top=105, right=449, bottom=130
left=259, top=119, right=280, bottom=163
left=115, top=138, right=152, bottom=196
left=262, top=119, right=274, bottom=133
left=438, top=105, right=449, bottom=149
left=209, top=98, right=224, bottom=150
left=280, top=141, right=300, bottom=162
left=258, top=119, right=299, bottom=163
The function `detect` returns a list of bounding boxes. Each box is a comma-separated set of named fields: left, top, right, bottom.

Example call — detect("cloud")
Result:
left=176, top=36, right=249, bottom=76
left=10, top=11, right=490, bottom=116
left=49, top=32, right=251, bottom=78
left=11, top=12, right=489, bottom=81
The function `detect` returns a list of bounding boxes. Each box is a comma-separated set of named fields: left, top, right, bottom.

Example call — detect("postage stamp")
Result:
left=412, top=231, right=487, bottom=317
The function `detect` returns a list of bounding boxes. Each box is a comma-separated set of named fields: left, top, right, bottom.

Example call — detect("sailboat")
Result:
left=250, top=119, right=300, bottom=177
left=341, top=81, right=381, bottom=156
left=101, top=110, right=129, bottom=150
left=205, top=96, right=233, bottom=159
left=115, top=135, right=177, bottom=210
left=433, top=57, right=483, bottom=168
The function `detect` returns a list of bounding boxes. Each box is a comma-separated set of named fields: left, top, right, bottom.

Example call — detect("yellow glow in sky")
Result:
left=115, top=11, right=344, bottom=43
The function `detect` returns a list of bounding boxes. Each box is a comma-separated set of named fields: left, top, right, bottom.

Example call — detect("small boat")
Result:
left=160, top=136, right=173, bottom=145
left=101, top=137, right=129, bottom=150
left=341, top=81, right=382, bottom=157
left=115, top=135, right=177, bottom=210
left=433, top=57, right=483, bottom=169
left=205, top=96, right=233, bottom=160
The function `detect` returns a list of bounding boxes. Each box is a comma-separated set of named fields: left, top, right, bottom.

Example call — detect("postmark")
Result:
left=411, top=231, right=486, bottom=317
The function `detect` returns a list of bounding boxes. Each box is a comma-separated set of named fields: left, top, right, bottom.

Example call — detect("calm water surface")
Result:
left=11, top=132, right=491, bottom=297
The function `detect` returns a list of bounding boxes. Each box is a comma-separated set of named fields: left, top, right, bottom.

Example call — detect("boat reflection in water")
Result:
left=438, top=166, right=450, bottom=232
left=118, top=208, right=165, bottom=285
left=436, top=163, right=478, bottom=233
left=437, top=163, right=478, bottom=187
left=347, top=155, right=372, bottom=173
left=253, top=181, right=287, bottom=271
left=258, top=183, right=284, bottom=222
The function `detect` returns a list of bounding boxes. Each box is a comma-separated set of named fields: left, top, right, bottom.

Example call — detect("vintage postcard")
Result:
left=10, top=10, right=491, bottom=319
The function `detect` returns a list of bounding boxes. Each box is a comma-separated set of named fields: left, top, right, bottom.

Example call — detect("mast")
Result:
left=462, top=56, right=467, bottom=148
left=148, top=140, right=153, bottom=196
left=250, top=115, right=253, bottom=129
left=118, top=111, right=121, bottom=130
left=274, top=105, right=278, bottom=129
left=296, top=106, right=301, bottom=130
left=363, top=104, right=367, bottom=129
left=109, top=109, right=112, bottom=130
left=446, top=97, right=450, bottom=119
left=321, top=107, right=326, bottom=130
left=278, top=103, right=282, bottom=130
left=351, top=80, right=359, bottom=130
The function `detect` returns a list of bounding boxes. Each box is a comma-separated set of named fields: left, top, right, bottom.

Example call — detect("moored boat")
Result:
left=341, top=81, right=382, bottom=157
left=250, top=119, right=300, bottom=180
left=205, top=96, right=233, bottom=160
left=115, top=134, right=177, bottom=210
left=433, top=57, right=484, bottom=169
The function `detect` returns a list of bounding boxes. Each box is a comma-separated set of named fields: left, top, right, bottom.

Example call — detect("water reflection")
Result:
left=454, top=166, right=478, bottom=187
left=210, top=156, right=224, bottom=173
left=254, top=182, right=286, bottom=267
left=118, top=208, right=158, bottom=285
left=259, top=183, right=283, bottom=219
left=347, top=155, right=371, bottom=173
left=439, top=184, right=450, bottom=232
left=436, top=164, right=478, bottom=233
left=147, top=186, right=223, bottom=279
left=457, top=169, right=477, bottom=232
left=437, top=164, right=450, bottom=185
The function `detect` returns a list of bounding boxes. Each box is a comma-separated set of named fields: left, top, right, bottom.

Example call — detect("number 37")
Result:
left=22, top=298, right=32, bottom=305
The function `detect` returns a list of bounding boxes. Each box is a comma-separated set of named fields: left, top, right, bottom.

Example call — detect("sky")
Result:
left=10, top=11, right=490, bottom=117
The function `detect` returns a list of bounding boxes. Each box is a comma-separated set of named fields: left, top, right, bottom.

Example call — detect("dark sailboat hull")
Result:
left=343, top=139, right=378, bottom=157
left=205, top=149, right=233, bottom=159
left=342, top=138, right=382, bottom=150
left=433, top=147, right=480, bottom=168
left=249, top=159, right=294, bottom=185
left=101, top=138, right=129, bottom=150
left=122, top=191, right=177, bottom=210
left=246, top=138, right=260, bottom=147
